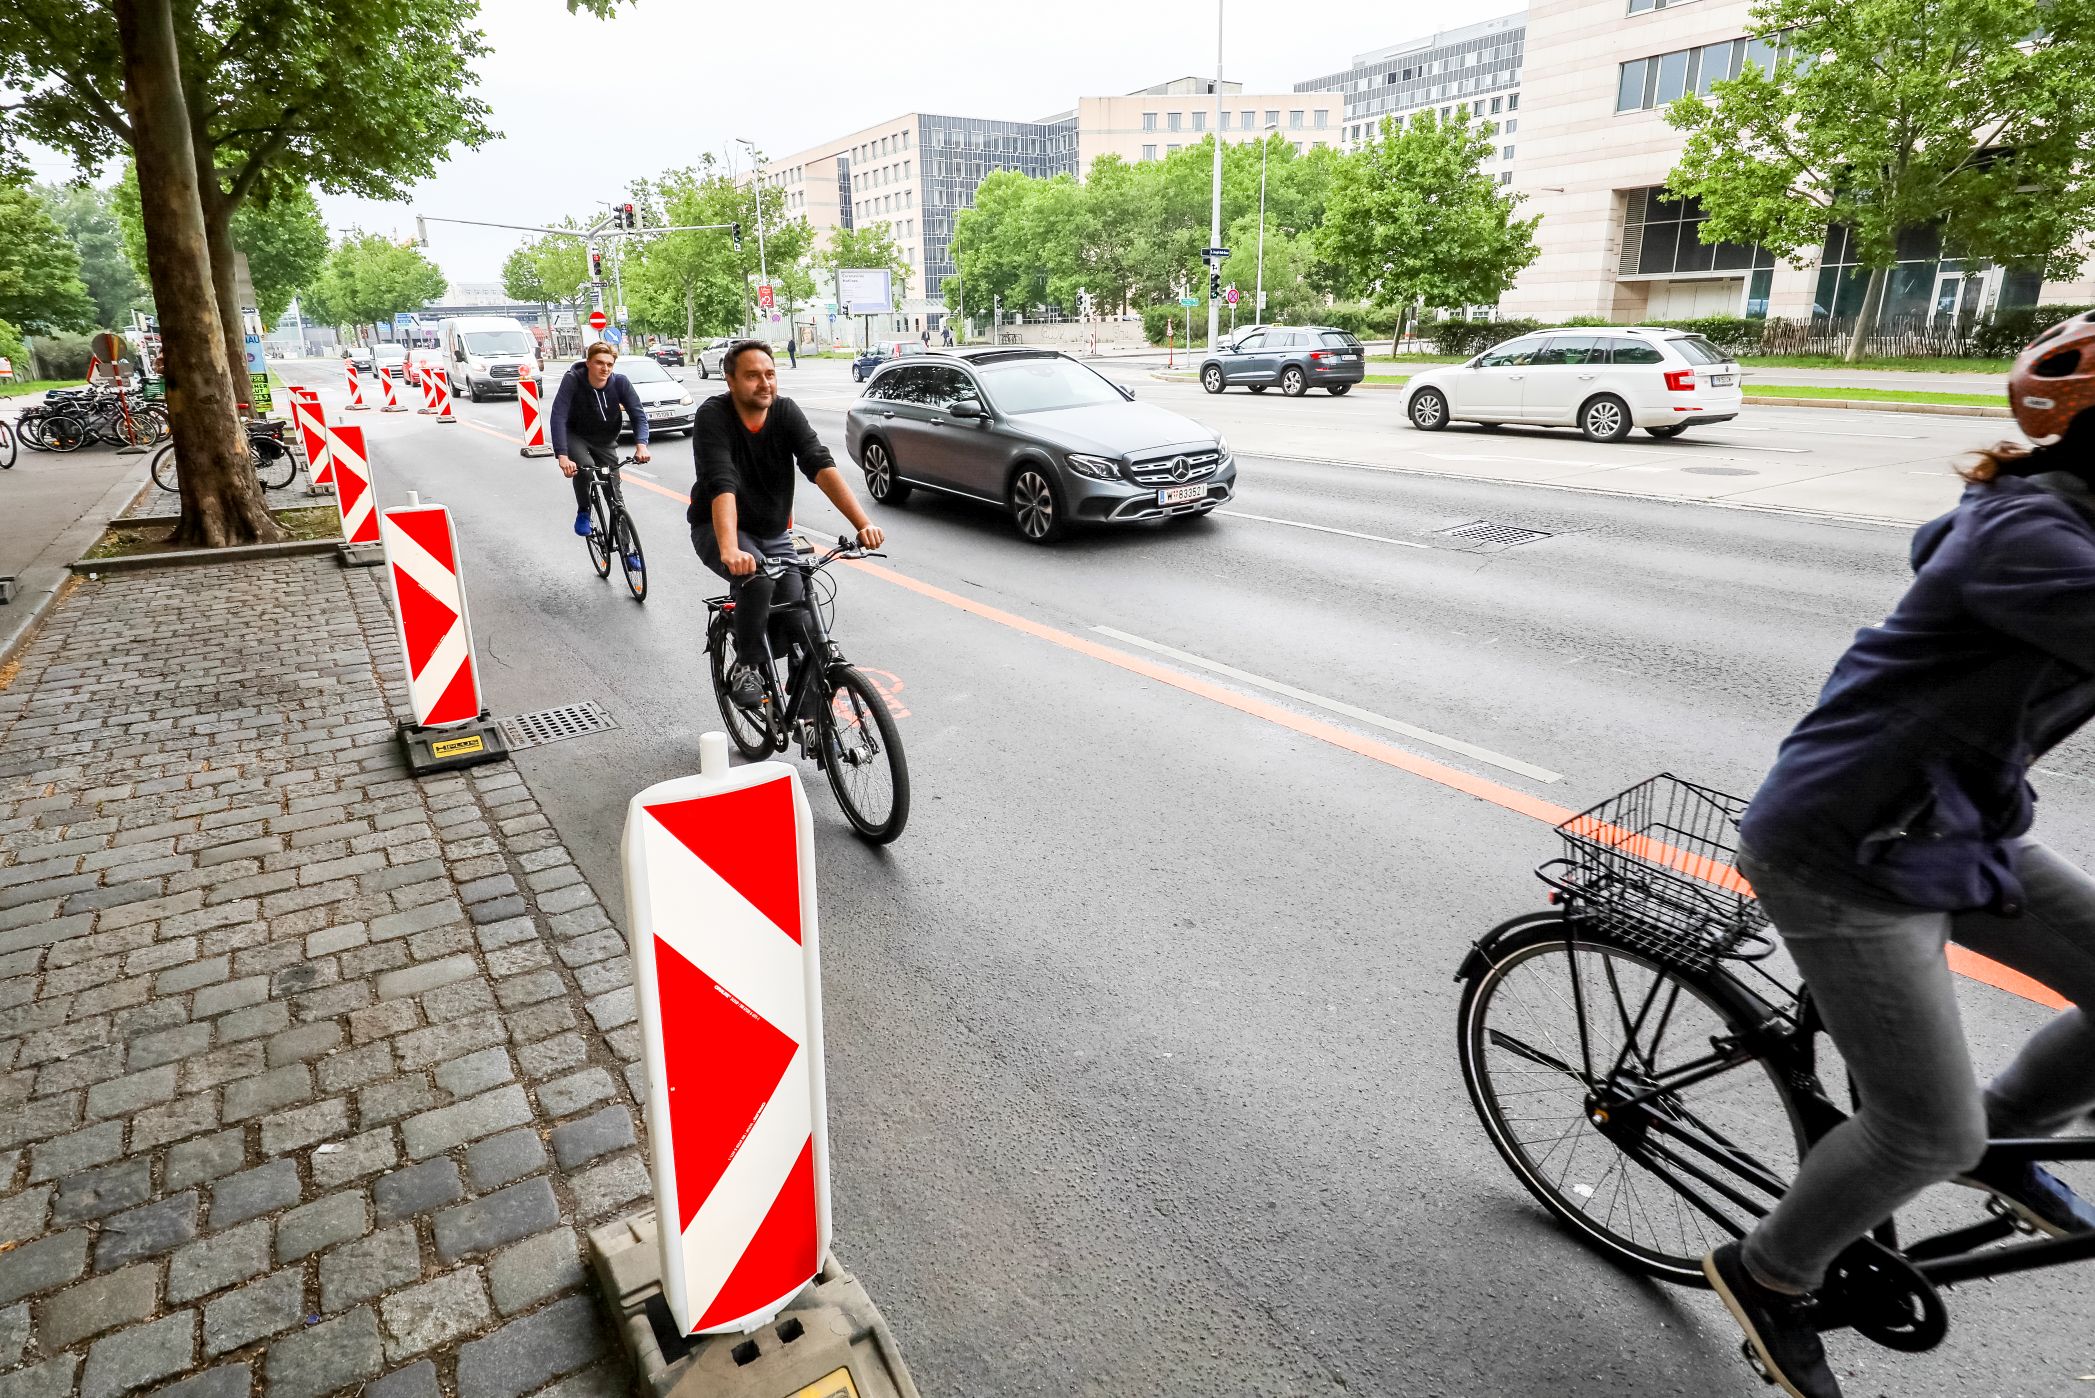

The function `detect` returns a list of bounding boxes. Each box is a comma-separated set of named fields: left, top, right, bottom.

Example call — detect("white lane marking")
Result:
left=1091, top=625, right=1563, bottom=783
left=1216, top=510, right=1430, bottom=549
left=626, top=467, right=658, bottom=479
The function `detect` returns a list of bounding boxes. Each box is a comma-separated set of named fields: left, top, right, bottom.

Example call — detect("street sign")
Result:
left=588, top=309, right=609, bottom=334
left=1179, top=296, right=1200, bottom=307
left=1226, top=286, right=1240, bottom=305
left=837, top=268, right=893, bottom=316
left=1203, top=247, right=1233, bottom=260
left=616, top=304, right=629, bottom=325
left=757, top=283, right=775, bottom=310
left=604, top=326, right=625, bottom=347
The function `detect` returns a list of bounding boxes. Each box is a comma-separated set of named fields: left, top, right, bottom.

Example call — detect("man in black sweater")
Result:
left=691, top=341, right=883, bottom=706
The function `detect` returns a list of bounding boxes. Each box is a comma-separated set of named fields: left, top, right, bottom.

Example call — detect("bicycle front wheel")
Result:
left=255, top=438, right=296, bottom=490
left=43, top=413, right=86, bottom=453
left=0, top=419, right=15, bottom=469
left=820, top=665, right=909, bottom=843
left=585, top=484, right=613, bottom=578
left=149, top=441, right=181, bottom=493
left=1458, top=917, right=1808, bottom=1284
left=614, top=511, right=646, bottom=602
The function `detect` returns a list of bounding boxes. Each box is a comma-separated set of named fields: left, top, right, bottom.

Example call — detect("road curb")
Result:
left=0, top=450, right=156, bottom=672
left=69, top=537, right=342, bottom=575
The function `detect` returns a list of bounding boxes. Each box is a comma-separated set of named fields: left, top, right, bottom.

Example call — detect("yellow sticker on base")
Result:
left=786, top=1368, right=859, bottom=1398
left=431, top=734, right=486, bottom=759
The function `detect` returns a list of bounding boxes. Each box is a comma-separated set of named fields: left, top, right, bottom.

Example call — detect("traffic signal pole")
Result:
left=1206, top=0, right=1224, bottom=354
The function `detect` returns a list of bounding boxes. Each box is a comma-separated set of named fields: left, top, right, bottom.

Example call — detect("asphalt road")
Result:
left=279, top=357, right=2095, bottom=1398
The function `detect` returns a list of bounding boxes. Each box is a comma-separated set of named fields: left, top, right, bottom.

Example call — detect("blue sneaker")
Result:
left=573, top=510, right=592, bottom=538
left=624, top=553, right=643, bottom=573
left=1957, top=1158, right=2095, bottom=1236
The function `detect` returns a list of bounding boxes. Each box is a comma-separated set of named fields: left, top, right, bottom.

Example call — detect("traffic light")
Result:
left=1209, top=271, right=1222, bottom=301
left=590, top=250, right=604, bottom=279
left=731, top=222, right=743, bottom=252
left=621, top=202, right=636, bottom=231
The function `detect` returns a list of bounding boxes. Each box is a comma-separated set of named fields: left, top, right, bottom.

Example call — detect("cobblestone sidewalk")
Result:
left=0, top=555, right=652, bottom=1398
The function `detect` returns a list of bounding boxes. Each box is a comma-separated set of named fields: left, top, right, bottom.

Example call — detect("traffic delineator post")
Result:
left=290, top=388, right=336, bottom=495
left=325, top=422, right=383, bottom=565
left=379, top=368, right=406, bottom=413
left=345, top=359, right=368, bottom=411
left=432, top=367, right=456, bottom=423
left=379, top=498, right=508, bottom=775
left=620, top=734, right=831, bottom=1338
left=417, top=369, right=438, bottom=415
left=519, top=376, right=552, bottom=457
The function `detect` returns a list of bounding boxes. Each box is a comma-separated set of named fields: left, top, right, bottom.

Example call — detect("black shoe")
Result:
left=1703, top=1243, right=1842, bottom=1398
left=1956, top=1158, right=2095, bottom=1237
left=726, top=663, right=764, bottom=709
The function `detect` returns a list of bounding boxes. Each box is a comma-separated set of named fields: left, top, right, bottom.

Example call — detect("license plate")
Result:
left=1158, top=484, right=1206, bottom=506
left=1710, top=373, right=1736, bottom=386
left=646, top=405, right=678, bottom=419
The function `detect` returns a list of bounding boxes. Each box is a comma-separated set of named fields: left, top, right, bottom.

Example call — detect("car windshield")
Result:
left=1668, top=335, right=1730, bottom=365
left=615, top=356, right=670, bottom=383
left=461, top=330, right=535, bottom=358
left=373, top=346, right=405, bottom=363
left=976, top=356, right=1123, bottom=414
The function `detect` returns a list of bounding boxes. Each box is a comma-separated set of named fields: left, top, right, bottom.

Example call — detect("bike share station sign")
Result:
left=590, top=732, right=919, bottom=1398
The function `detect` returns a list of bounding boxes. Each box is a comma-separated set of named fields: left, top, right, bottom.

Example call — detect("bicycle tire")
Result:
left=0, top=419, right=15, bottom=469
left=707, top=613, right=776, bottom=760
left=43, top=413, right=86, bottom=453
left=819, top=665, right=909, bottom=843
left=149, top=441, right=181, bottom=493
left=255, top=438, right=296, bottom=490
left=614, top=511, right=646, bottom=602
left=585, top=483, right=613, bottom=578
left=1458, top=916, right=1808, bottom=1285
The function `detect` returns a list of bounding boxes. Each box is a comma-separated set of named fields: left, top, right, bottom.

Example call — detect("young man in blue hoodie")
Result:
left=551, top=341, right=652, bottom=555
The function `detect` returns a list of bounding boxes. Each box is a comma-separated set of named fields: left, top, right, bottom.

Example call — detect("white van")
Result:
left=439, top=316, right=540, bottom=401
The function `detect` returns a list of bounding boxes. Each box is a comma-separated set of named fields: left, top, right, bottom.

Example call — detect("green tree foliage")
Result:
left=232, top=187, right=329, bottom=326
left=1669, top=0, right=2095, bottom=359
left=302, top=233, right=447, bottom=337
left=620, top=164, right=747, bottom=343
left=37, top=182, right=144, bottom=327
left=1316, top=109, right=1538, bottom=339
left=0, top=181, right=98, bottom=334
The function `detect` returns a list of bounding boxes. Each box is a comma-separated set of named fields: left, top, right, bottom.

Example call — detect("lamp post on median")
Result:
left=735, top=137, right=771, bottom=340
left=1255, top=117, right=1278, bottom=331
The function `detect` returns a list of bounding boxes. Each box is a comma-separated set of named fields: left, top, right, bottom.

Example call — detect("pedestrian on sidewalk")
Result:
left=920, top=327, right=931, bottom=351
left=941, top=324, right=953, bottom=347
left=786, top=336, right=798, bottom=369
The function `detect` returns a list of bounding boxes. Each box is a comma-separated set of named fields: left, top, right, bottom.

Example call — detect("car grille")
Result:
left=491, top=364, right=522, bottom=379
left=1128, top=450, right=1221, bottom=486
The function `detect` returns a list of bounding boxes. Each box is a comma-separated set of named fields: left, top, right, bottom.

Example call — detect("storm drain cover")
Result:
left=1437, top=520, right=1554, bottom=548
left=1683, top=465, right=1758, bottom=477
left=498, top=701, right=619, bottom=751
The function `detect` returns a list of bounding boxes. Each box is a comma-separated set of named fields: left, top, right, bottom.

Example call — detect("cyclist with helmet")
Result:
left=1707, top=314, right=2095, bottom=1398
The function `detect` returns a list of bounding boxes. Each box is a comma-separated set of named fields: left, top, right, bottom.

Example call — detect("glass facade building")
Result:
left=1295, top=13, right=1525, bottom=148
left=916, top=112, right=1079, bottom=299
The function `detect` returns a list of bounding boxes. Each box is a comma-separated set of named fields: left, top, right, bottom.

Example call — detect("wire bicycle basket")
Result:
left=1539, top=772, right=1774, bottom=968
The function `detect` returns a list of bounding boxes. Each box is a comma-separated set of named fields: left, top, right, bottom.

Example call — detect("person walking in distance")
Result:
left=1704, top=312, right=2095, bottom=1398
left=785, top=335, right=797, bottom=369
left=551, top=341, right=651, bottom=561
left=691, top=341, right=884, bottom=706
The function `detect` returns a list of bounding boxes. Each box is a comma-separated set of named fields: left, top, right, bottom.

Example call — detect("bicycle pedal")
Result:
left=1982, top=1194, right=2041, bottom=1236
left=1740, top=1341, right=1777, bottom=1385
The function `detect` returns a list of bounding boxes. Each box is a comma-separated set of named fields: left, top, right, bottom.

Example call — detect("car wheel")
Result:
left=698, top=361, right=709, bottom=378
left=1646, top=424, right=1688, bottom=439
left=1009, top=464, right=1064, bottom=544
left=1200, top=365, right=1226, bottom=394
left=1408, top=387, right=1450, bottom=431
left=1580, top=395, right=1633, bottom=443
left=1328, top=384, right=1352, bottom=396
left=1248, top=385, right=1268, bottom=394
left=862, top=439, right=912, bottom=505
left=1280, top=366, right=1308, bottom=397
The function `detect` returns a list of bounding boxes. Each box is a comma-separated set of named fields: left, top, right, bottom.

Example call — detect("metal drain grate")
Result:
left=1437, top=520, right=1554, bottom=548
left=498, top=701, right=619, bottom=751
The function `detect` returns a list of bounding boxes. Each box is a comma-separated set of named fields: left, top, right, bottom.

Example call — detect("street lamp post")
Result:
left=736, top=138, right=771, bottom=339
left=1206, top=0, right=1224, bottom=354
left=1255, top=118, right=1278, bottom=327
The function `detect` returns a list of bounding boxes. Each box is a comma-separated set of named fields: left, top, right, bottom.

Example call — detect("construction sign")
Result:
left=379, top=502, right=485, bottom=728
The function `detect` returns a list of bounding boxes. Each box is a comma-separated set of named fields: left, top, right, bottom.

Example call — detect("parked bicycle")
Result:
left=578, top=455, right=646, bottom=602
left=149, top=419, right=295, bottom=493
left=0, top=415, right=16, bottom=470
left=18, top=384, right=167, bottom=453
left=1456, top=773, right=2095, bottom=1372
left=705, top=537, right=909, bottom=843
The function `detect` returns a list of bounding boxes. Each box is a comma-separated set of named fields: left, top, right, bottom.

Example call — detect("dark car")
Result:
left=647, top=344, right=684, bottom=367
left=843, top=348, right=1234, bottom=544
left=851, top=339, right=926, bottom=383
left=1198, top=325, right=1366, bottom=397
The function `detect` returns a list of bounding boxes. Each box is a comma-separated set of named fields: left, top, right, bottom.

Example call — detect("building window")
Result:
left=1628, top=0, right=1697, bottom=11
left=1142, top=112, right=1157, bottom=130
left=1265, top=109, right=1279, bottom=126
left=1508, top=93, right=1519, bottom=111
left=1142, top=143, right=1157, bottom=161
left=1243, top=110, right=1256, bottom=128
left=1168, top=143, right=1182, bottom=154
left=1168, top=111, right=1182, bottom=131
left=1617, top=37, right=1786, bottom=112
left=1505, top=119, right=1518, bottom=134
left=1288, top=110, right=1304, bottom=128
left=1219, top=110, right=1232, bottom=129
left=1314, top=109, right=1328, bottom=127
left=1499, top=171, right=1513, bottom=185
left=1192, top=111, right=1205, bottom=131
left=1491, top=96, right=1503, bottom=113
left=1503, top=146, right=1515, bottom=160
left=1621, top=186, right=1773, bottom=276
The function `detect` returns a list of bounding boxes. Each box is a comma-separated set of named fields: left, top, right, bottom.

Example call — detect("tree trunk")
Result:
left=1845, top=264, right=1891, bottom=364
left=684, top=286, right=695, bottom=353
left=113, top=0, right=279, bottom=548
left=199, top=192, right=257, bottom=410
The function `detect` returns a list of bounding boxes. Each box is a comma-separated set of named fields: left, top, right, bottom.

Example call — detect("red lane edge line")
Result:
left=478, top=455, right=2066, bottom=1013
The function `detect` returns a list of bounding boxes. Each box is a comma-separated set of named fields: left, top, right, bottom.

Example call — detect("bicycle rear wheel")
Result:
left=1458, top=917, right=1807, bottom=1284
left=614, top=511, right=646, bottom=602
left=254, top=438, right=296, bottom=490
left=707, top=613, right=775, bottom=760
left=0, top=419, right=15, bottom=469
left=42, top=413, right=86, bottom=453
left=585, top=483, right=613, bottom=578
left=820, top=665, right=909, bottom=843
left=149, top=441, right=180, bottom=492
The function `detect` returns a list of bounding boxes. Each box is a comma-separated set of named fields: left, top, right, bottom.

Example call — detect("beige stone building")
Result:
left=1072, top=78, right=1346, bottom=171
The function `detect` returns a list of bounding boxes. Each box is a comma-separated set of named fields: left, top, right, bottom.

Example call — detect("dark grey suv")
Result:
left=1199, top=325, right=1366, bottom=396
left=844, top=348, right=1235, bottom=543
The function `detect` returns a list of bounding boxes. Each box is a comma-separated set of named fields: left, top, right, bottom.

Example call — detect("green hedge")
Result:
left=1970, top=304, right=2095, bottom=359
left=0, top=319, right=23, bottom=375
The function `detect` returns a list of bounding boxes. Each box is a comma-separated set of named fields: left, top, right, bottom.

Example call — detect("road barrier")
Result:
left=345, top=360, right=368, bottom=411
left=432, top=366, right=456, bottom=423
left=379, top=497, right=508, bottom=775
left=519, top=376, right=552, bottom=457
left=417, top=369, right=439, bottom=415
left=378, top=368, right=406, bottom=414
left=325, top=422, right=382, bottom=565
left=289, top=388, right=335, bottom=494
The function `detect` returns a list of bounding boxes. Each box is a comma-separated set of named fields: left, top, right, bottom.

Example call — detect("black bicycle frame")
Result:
left=749, top=555, right=842, bottom=740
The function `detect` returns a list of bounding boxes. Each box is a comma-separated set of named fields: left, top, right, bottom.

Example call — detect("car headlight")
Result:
left=678, top=393, right=694, bottom=406
left=1066, top=452, right=1123, bottom=481
left=1215, top=435, right=1232, bottom=464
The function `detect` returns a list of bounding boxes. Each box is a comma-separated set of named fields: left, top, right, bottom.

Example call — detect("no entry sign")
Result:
left=588, top=309, right=609, bottom=334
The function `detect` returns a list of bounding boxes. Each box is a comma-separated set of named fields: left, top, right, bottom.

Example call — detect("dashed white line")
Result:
left=1216, top=510, right=1429, bottom=549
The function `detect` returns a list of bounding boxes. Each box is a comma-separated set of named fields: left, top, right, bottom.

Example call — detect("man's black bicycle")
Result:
left=580, top=455, right=646, bottom=603
left=1457, top=773, right=2095, bottom=1368
left=704, top=538, right=909, bottom=843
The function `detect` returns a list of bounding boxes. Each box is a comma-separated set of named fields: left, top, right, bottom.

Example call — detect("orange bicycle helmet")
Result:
left=2008, top=310, right=2095, bottom=443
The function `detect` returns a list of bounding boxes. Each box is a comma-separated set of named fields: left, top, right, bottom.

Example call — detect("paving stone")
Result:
left=290, top=983, right=369, bottom=1021
left=318, top=1226, right=421, bottom=1313
left=534, top=884, right=595, bottom=916
left=129, top=1093, right=221, bottom=1150
left=29, top=1119, right=125, bottom=1182
left=358, top=1074, right=437, bottom=1126
left=213, top=1001, right=290, bottom=1044
left=493, top=971, right=565, bottom=1011
left=402, top=1084, right=531, bottom=1160
left=433, top=1178, right=560, bottom=1263
left=371, top=903, right=465, bottom=944
left=80, top=1310, right=194, bottom=1398
left=571, top=960, right=631, bottom=998
left=516, top=1033, right=588, bottom=1082
left=224, top=1063, right=311, bottom=1122
left=348, top=1000, right=420, bottom=1044
left=488, top=1229, right=583, bottom=1316
left=374, top=954, right=476, bottom=1002
left=318, top=1040, right=394, bottom=1093
left=155, top=1365, right=250, bottom=1398
left=535, top=1068, right=616, bottom=1121
left=0, top=1357, right=76, bottom=1398
left=96, top=1193, right=196, bottom=1270
left=373, top=1159, right=462, bottom=1224
left=260, top=1097, right=349, bottom=1155
left=0, top=1302, right=24, bottom=1366
left=35, top=1264, right=157, bottom=1349
left=568, top=1155, right=649, bottom=1219
left=393, top=1011, right=507, bottom=1071
left=363, top=1360, right=439, bottom=1398
left=379, top=1265, right=491, bottom=1361
left=265, top=1306, right=383, bottom=1398
left=0, top=1229, right=86, bottom=1303
left=130, top=1020, right=211, bottom=1071
left=193, top=976, right=270, bottom=1020
left=208, top=1159, right=299, bottom=1230
left=464, top=1129, right=545, bottom=1193
left=182, top=1042, right=267, bottom=1094
left=265, top=1020, right=343, bottom=1067
left=0, top=1187, right=49, bottom=1246
left=85, top=1063, right=177, bottom=1120
left=453, top=1294, right=606, bottom=1398
left=52, top=1157, right=152, bottom=1223
left=483, top=944, right=550, bottom=979
left=277, top=1190, right=368, bottom=1263
left=311, top=1128, right=397, bottom=1190
left=32, top=1042, right=126, bottom=1096
left=306, top=924, right=368, bottom=958
left=549, top=1106, right=635, bottom=1171
left=155, top=956, right=229, bottom=995
left=582, top=989, right=635, bottom=1033
left=168, top=1218, right=272, bottom=1303
left=468, top=895, right=528, bottom=926
left=435, top=1047, right=513, bottom=1099
left=556, top=931, right=624, bottom=969
left=420, top=977, right=496, bottom=1023
left=475, top=917, right=537, bottom=952
left=201, top=1267, right=302, bottom=1356
left=165, top=1129, right=248, bottom=1191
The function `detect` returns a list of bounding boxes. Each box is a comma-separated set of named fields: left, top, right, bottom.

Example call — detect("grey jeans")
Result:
left=1737, top=839, right=2095, bottom=1291
left=692, top=526, right=814, bottom=667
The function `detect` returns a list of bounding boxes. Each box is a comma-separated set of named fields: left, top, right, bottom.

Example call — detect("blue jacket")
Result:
left=1742, top=469, right=2095, bottom=913
left=548, top=361, right=649, bottom=457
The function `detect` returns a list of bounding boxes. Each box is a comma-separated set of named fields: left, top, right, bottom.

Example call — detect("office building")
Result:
left=1073, top=77, right=1346, bottom=172
left=1294, top=14, right=1525, bottom=183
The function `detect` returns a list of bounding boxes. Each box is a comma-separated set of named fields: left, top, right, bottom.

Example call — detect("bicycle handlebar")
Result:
left=754, top=537, right=885, bottom=577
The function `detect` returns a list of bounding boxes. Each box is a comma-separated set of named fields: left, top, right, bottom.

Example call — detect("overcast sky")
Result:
left=25, top=0, right=1518, bottom=285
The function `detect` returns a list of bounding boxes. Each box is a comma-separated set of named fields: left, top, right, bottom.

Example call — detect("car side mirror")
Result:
left=949, top=398, right=985, bottom=420
left=1117, top=384, right=1135, bottom=401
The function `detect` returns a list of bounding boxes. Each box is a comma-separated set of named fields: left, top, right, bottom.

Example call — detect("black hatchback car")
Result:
left=1199, top=325, right=1366, bottom=397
